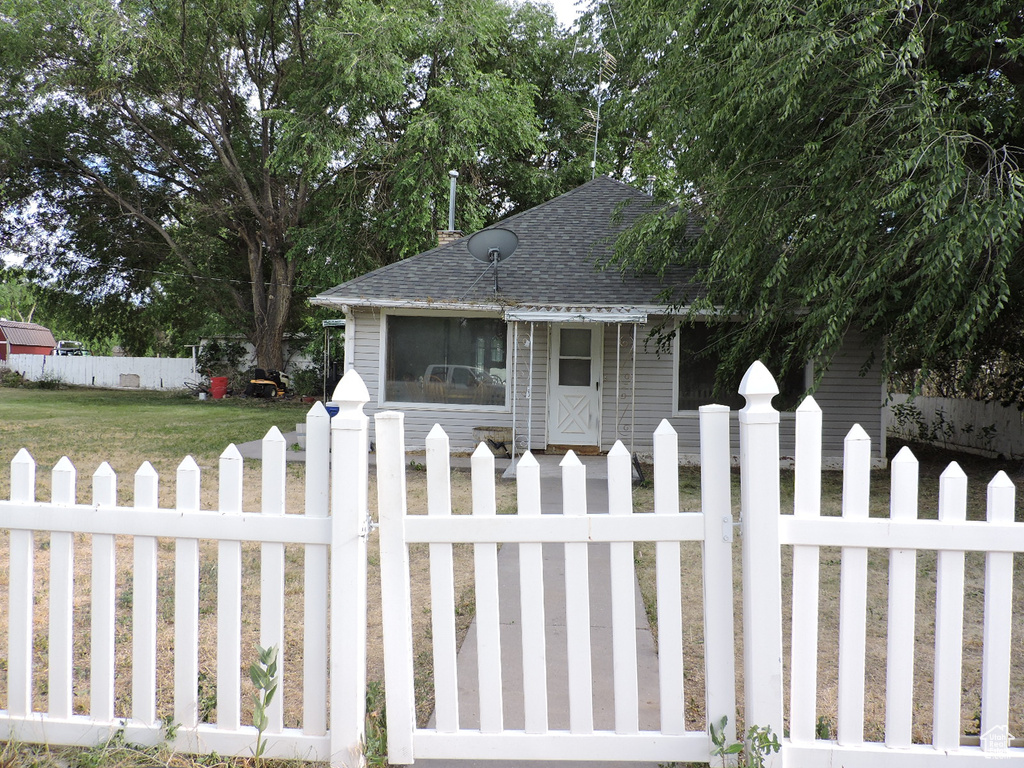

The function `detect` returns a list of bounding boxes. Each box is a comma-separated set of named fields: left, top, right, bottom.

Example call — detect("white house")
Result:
left=312, top=177, right=885, bottom=462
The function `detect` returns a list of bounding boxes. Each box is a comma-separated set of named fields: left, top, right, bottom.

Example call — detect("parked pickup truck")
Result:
left=53, top=340, right=91, bottom=356
left=423, top=364, right=504, bottom=404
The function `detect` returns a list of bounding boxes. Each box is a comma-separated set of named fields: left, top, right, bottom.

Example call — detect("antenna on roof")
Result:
left=579, top=49, right=617, bottom=180
left=467, top=227, right=518, bottom=295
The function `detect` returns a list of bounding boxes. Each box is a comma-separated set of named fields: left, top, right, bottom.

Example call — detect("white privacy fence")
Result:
left=4, top=353, right=196, bottom=389
left=887, top=392, right=1024, bottom=459
left=0, top=361, right=1020, bottom=767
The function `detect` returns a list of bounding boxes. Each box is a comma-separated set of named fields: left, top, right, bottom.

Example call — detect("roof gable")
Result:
left=313, top=176, right=699, bottom=312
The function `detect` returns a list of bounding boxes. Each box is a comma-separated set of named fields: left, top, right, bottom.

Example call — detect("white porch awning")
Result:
left=504, top=307, right=648, bottom=323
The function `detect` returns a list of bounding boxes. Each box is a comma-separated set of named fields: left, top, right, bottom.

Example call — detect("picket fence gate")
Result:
left=0, top=361, right=1021, bottom=768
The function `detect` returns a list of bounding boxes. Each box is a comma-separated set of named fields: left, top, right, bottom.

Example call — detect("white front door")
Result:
left=548, top=324, right=603, bottom=447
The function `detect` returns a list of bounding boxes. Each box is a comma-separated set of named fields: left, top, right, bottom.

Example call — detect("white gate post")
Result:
left=329, top=370, right=370, bottom=768
left=738, top=362, right=784, bottom=757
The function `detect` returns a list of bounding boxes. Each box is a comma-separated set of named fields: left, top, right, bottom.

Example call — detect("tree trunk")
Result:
left=248, top=243, right=295, bottom=372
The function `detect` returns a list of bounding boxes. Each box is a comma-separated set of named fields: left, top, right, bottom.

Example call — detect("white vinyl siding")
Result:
left=344, top=309, right=883, bottom=460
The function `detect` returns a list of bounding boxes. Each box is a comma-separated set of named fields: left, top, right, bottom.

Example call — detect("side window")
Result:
left=677, top=325, right=806, bottom=411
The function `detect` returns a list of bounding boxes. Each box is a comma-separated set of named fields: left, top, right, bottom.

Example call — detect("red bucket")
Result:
left=210, top=376, right=229, bottom=399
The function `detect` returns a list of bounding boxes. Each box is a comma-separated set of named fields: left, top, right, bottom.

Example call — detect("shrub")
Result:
left=289, top=366, right=322, bottom=398
left=33, top=372, right=65, bottom=390
left=0, top=368, right=25, bottom=388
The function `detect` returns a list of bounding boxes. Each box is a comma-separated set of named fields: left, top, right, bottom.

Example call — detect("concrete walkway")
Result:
left=236, top=433, right=664, bottom=768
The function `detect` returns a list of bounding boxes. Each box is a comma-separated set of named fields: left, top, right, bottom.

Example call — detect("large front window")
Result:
left=386, top=315, right=507, bottom=405
left=677, top=325, right=805, bottom=411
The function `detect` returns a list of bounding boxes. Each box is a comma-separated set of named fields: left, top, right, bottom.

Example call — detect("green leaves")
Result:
left=249, top=643, right=279, bottom=761
left=709, top=715, right=781, bottom=768
left=1, top=0, right=591, bottom=367
left=603, top=0, right=1024, bottom=395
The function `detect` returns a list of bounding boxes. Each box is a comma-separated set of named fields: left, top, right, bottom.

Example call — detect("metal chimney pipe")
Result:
left=448, top=170, right=458, bottom=231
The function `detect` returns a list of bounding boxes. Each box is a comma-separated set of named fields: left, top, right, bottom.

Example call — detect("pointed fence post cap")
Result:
left=177, top=455, right=200, bottom=472
left=844, top=423, right=871, bottom=444
left=989, top=469, right=1014, bottom=490
left=608, top=440, right=629, bottom=457
left=988, top=470, right=1015, bottom=524
left=331, top=368, right=370, bottom=408
left=94, top=461, right=116, bottom=478
left=517, top=451, right=539, bottom=469
left=135, top=460, right=158, bottom=478
left=738, top=360, right=779, bottom=421
left=654, top=418, right=677, bottom=436
left=940, top=460, right=967, bottom=481
left=54, top=455, right=76, bottom=473
left=890, top=445, right=917, bottom=466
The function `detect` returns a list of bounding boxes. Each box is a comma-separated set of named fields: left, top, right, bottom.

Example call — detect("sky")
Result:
left=539, top=0, right=585, bottom=27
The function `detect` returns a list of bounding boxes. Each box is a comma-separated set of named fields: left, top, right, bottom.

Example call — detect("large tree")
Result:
left=0, top=0, right=593, bottom=368
left=603, top=0, right=1024, bottom=396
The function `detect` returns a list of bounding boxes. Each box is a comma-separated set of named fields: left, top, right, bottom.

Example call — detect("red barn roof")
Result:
left=0, top=320, right=57, bottom=348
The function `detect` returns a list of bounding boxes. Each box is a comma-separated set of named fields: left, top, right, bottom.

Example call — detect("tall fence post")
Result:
left=261, top=426, right=288, bottom=734
left=49, top=456, right=76, bottom=722
left=837, top=425, right=871, bottom=746
left=217, top=444, right=244, bottom=733
left=174, top=456, right=202, bottom=730
left=329, top=370, right=370, bottom=768
left=91, top=462, right=118, bottom=723
left=654, top=421, right=686, bottom=737
left=737, top=361, right=784, bottom=756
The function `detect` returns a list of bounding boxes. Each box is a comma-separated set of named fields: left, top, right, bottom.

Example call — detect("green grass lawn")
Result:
left=0, top=386, right=311, bottom=499
left=0, top=386, right=340, bottom=766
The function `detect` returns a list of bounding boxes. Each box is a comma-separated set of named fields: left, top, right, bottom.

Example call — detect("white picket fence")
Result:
left=0, top=361, right=1021, bottom=767
left=376, top=408, right=737, bottom=764
left=0, top=372, right=372, bottom=765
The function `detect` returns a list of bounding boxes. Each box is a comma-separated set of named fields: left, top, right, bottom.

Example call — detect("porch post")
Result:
left=511, top=320, right=519, bottom=468
left=527, top=321, right=535, bottom=450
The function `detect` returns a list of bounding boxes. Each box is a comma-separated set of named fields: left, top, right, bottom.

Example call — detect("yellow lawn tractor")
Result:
left=244, top=369, right=290, bottom=398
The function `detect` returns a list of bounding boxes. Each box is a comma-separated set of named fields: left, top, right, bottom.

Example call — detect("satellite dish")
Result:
left=467, top=228, right=519, bottom=264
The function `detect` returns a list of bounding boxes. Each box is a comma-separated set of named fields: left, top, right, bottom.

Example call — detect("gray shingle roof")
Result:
left=312, top=176, right=701, bottom=312
left=0, top=320, right=56, bottom=348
